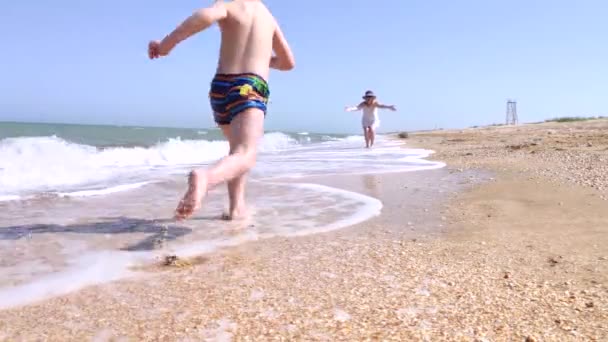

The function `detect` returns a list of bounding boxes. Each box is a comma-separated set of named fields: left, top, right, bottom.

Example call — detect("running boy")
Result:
left=148, top=0, right=295, bottom=220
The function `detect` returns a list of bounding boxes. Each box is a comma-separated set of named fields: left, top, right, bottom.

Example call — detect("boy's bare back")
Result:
left=149, top=0, right=294, bottom=78
left=217, top=1, right=276, bottom=78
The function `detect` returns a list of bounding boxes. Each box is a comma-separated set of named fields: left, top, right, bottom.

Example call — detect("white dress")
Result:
left=360, top=105, right=380, bottom=129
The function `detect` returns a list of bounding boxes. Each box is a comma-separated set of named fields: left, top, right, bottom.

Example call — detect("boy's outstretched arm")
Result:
left=149, top=3, right=227, bottom=59
left=270, top=24, right=295, bottom=70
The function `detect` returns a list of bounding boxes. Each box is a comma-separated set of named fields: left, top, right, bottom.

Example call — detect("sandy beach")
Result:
left=1, top=119, right=607, bottom=341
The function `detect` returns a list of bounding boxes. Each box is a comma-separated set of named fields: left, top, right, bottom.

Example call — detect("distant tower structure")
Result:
left=506, top=99, right=518, bottom=125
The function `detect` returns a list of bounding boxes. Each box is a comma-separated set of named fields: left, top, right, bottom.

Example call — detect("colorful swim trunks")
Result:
left=209, top=73, right=270, bottom=125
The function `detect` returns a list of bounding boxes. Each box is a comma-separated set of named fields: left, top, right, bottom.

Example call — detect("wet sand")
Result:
left=0, top=176, right=383, bottom=295
left=1, top=120, right=608, bottom=341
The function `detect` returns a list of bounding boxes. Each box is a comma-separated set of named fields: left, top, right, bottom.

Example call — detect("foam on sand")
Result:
left=57, top=182, right=153, bottom=198
left=0, top=181, right=382, bottom=310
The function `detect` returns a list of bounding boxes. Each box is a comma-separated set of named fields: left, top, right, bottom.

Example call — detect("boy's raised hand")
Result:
left=148, top=40, right=171, bottom=59
left=148, top=40, right=161, bottom=59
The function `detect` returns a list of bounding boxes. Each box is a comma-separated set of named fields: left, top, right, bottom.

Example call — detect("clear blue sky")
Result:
left=1, top=0, right=607, bottom=133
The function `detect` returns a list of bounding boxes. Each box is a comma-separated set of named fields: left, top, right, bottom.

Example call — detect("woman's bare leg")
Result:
left=175, top=109, right=264, bottom=220
left=369, top=127, right=376, bottom=147
left=363, top=127, right=370, bottom=148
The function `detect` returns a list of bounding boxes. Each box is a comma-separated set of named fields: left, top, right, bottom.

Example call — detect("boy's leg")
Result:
left=219, top=124, right=248, bottom=220
left=369, top=127, right=376, bottom=147
left=363, top=127, right=370, bottom=148
left=175, top=108, right=264, bottom=220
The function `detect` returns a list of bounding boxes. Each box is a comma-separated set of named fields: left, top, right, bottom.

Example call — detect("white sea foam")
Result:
left=0, top=195, right=20, bottom=202
left=0, top=182, right=154, bottom=202
left=0, top=132, right=299, bottom=197
left=0, top=134, right=442, bottom=199
left=255, top=137, right=445, bottom=179
left=57, top=182, right=152, bottom=198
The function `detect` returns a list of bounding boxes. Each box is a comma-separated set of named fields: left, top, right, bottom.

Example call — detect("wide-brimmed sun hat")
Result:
left=362, top=90, right=376, bottom=99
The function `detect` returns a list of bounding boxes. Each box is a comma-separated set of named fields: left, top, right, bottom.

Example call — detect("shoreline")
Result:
left=0, top=167, right=478, bottom=340
left=1, top=120, right=607, bottom=340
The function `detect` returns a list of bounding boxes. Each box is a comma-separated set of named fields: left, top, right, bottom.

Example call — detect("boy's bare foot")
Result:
left=221, top=205, right=249, bottom=221
left=175, top=170, right=208, bottom=220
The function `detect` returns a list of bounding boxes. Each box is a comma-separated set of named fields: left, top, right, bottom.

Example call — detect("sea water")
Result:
left=0, top=122, right=444, bottom=309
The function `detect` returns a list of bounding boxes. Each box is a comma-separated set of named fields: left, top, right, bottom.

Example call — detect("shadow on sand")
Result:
left=0, top=216, right=223, bottom=251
